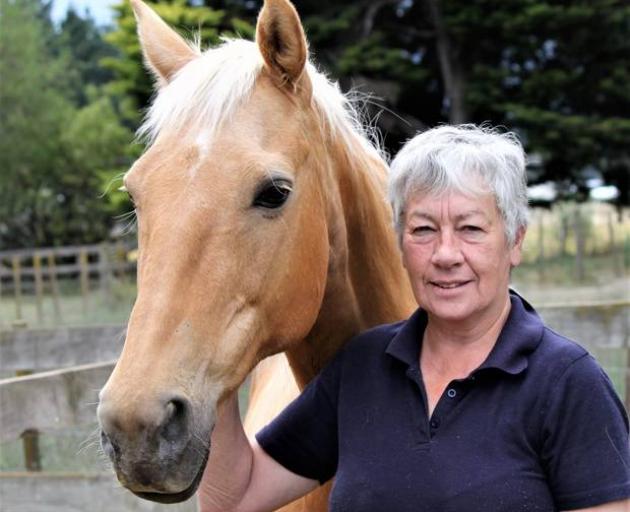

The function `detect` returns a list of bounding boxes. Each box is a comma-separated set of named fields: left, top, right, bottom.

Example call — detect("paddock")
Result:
left=0, top=301, right=627, bottom=511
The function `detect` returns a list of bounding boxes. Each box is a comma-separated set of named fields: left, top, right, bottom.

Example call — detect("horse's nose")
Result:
left=98, top=394, right=192, bottom=465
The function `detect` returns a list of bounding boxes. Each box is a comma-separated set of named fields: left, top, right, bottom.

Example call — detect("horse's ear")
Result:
left=130, top=0, right=198, bottom=86
left=256, top=0, right=308, bottom=88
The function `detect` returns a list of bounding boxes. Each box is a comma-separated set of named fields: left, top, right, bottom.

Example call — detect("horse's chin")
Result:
left=130, top=449, right=209, bottom=504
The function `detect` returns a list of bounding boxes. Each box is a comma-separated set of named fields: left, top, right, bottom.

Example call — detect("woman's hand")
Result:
left=197, top=393, right=318, bottom=512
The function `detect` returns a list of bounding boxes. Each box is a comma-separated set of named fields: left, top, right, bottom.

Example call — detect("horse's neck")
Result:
left=286, top=135, right=416, bottom=388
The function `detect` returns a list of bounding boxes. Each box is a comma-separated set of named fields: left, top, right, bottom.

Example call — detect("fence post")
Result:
left=12, top=255, right=23, bottom=322
left=573, top=205, right=585, bottom=282
left=79, top=248, right=89, bottom=316
left=33, top=253, right=44, bottom=324
left=537, top=210, right=545, bottom=282
left=0, top=257, right=3, bottom=303
left=607, top=209, right=624, bottom=277
left=47, top=251, right=63, bottom=322
left=116, top=240, right=127, bottom=280
left=15, top=368, right=42, bottom=471
left=99, top=243, right=113, bottom=305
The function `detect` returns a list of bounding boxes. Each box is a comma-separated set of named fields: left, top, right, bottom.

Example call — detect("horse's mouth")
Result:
left=130, top=449, right=209, bottom=504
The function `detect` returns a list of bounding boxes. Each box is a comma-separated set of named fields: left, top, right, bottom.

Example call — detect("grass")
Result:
left=0, top=278, right=136, bottom=330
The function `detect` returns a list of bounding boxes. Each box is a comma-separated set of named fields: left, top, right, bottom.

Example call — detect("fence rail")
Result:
left=0, top=472, right=198, bottom=511
left=0, top=325, right=125, bottom=374
left=0, top=361, right=115, bottom=443
left=0, top=241, right=136, bottom=329
left=0, top=242, right=135, bottom=283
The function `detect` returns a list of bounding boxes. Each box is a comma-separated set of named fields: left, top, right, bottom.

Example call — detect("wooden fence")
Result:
left=523, top=203, right=628, bottom=282
left=0, top=357, right=197, bottom=510
left=0, top=242, right=136, bottom=328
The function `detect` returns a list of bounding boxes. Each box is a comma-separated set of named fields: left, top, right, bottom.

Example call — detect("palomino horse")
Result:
left=97, top=0, right=415, bottom=510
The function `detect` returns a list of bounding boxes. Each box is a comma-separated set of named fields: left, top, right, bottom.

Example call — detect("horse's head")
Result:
left=97, top=0, right=338, bottom=502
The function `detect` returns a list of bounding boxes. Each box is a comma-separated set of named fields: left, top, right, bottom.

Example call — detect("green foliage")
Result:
left=103, top=0, right=229, bottom=121
left=56, top=7, right=118, bottom=105
left=0, top=0, right=133, bottom=249
left=1, top=0, right=627, bottom=250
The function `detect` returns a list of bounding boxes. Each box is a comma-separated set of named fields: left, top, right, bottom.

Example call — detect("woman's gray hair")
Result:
left=389, top=124, right=529, bottom=246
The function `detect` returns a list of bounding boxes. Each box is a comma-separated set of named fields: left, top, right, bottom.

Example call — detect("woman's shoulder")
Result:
left=538, top=326, right=589, bottom=363
left=530, top=325, right=608, bottom=389
left=342, top=318, right=409, bottom=357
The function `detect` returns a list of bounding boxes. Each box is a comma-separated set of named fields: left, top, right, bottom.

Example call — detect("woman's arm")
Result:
left=563, top=498, right=630, bottom=512
left=197, top=393, right=318, bottom=512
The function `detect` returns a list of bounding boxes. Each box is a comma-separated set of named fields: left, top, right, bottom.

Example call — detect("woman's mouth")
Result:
left=430, top=280, right=471, bottom=290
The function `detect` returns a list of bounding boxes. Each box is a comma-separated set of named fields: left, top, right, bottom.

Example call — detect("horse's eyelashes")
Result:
left=253, top=180, right=292, bottom=210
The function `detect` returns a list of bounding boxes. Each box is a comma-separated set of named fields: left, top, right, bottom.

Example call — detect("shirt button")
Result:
left=430, top=418, right=440, bottom=429
left=447, top=388, right=457, bottom=398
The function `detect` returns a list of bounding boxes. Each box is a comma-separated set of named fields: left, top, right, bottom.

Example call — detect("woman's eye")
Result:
left=253, top=180, right=292, bottom=209
left=462, top=225, right=482, bottom=232
left=412, top=226, right=435, bottom=234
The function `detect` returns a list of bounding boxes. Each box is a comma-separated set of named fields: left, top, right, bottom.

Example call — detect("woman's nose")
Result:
left=431, top=231, right=464, bottom=267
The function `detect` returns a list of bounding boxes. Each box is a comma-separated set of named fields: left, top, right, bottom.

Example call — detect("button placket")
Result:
left=405, top=367, right=431, bottom=445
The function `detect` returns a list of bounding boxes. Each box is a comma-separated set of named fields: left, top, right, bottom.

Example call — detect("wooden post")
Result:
left=559, top=211, right=569, bottom=257
left=21, top=429, right=42, bottom=471
left=12, top=255, right=23, bottom=322
left=15, top=369, right=42, bottom=471
left=33, top=253, right=44, bottom=324
left=537, top=210, right=545, bottom=282
left=99, top=243, right=114, bottom=305
left=574, top=205, right=585, bottom=282
left=115, top=239, right=126, bottom=279
left=0, top=259, right=4, bottom=319
left=79, top=248, right=89, bottom=316
left=607, top=209, right=624, bottom=277
left=47, top=252, right=63, bottom=322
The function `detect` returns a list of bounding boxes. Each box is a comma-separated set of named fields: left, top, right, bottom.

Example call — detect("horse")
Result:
left=97, top=0, right=415, bottom=510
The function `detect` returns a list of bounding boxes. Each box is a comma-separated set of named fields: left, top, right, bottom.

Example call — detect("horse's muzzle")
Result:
left=98, top=394, right=210, bottom=502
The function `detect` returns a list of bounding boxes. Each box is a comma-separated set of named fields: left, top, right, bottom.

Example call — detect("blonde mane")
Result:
left=138, top=38, right=384, bottom=162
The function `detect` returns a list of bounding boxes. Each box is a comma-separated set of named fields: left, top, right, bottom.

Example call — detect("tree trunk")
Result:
left=361, top=0, right=399, bottom=38
left=424, top=0, right=468, bottom=123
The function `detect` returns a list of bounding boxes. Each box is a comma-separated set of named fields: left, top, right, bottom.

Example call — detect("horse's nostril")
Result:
left=101, top=430, right=120, bottom=461
left=160, top=398, right=189, bottom=442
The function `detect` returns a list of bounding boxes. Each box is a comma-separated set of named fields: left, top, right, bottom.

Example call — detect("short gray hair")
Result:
left=388, top=124, right=529, bottom=246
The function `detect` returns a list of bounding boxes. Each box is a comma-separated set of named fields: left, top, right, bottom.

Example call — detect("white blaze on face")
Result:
left=190, top=129, right=212, bottom=178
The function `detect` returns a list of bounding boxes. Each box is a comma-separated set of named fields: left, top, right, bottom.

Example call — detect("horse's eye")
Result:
left=253, top=180, right=292, bottom=209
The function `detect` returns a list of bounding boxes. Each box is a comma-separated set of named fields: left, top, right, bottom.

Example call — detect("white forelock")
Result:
left=137, top=37, right=383, bottom=160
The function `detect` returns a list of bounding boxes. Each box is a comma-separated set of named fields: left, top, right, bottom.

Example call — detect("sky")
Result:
left=50, top=0, right=118, bottom=27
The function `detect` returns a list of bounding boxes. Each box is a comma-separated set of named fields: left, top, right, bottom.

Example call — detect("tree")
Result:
left=104, top=0, right=249, bottom=123
left=301, top=0, right=630, bottom=202
left=56, top=7, right=118, bottom=106
left=105, top=0, right=629, bottom=203
left=0, top=0, right=133, bottom=249
left=0, top=0, right=71, bottom=247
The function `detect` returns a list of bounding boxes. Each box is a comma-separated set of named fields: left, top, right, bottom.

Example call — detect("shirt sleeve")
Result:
left=541, top=353, right=630, bottom=510
left=255, top=350, right=344, bottom=485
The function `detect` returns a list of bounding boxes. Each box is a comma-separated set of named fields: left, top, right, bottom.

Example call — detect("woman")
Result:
left=198, top=125, right=630, bottom=511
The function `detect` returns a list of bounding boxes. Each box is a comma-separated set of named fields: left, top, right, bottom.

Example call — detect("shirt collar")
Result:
left=385, top=290, right=545, bottom=376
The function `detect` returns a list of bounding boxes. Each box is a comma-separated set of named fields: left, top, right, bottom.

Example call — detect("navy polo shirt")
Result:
left=256, top=292, right=630, bottom=511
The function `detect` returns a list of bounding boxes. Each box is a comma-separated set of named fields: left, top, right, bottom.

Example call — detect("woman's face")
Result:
left=401, top=190, right=525, bottom=327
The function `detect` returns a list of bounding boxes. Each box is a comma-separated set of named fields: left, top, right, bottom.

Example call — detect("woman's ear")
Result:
left=509, top=226, right=527, bottom=267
